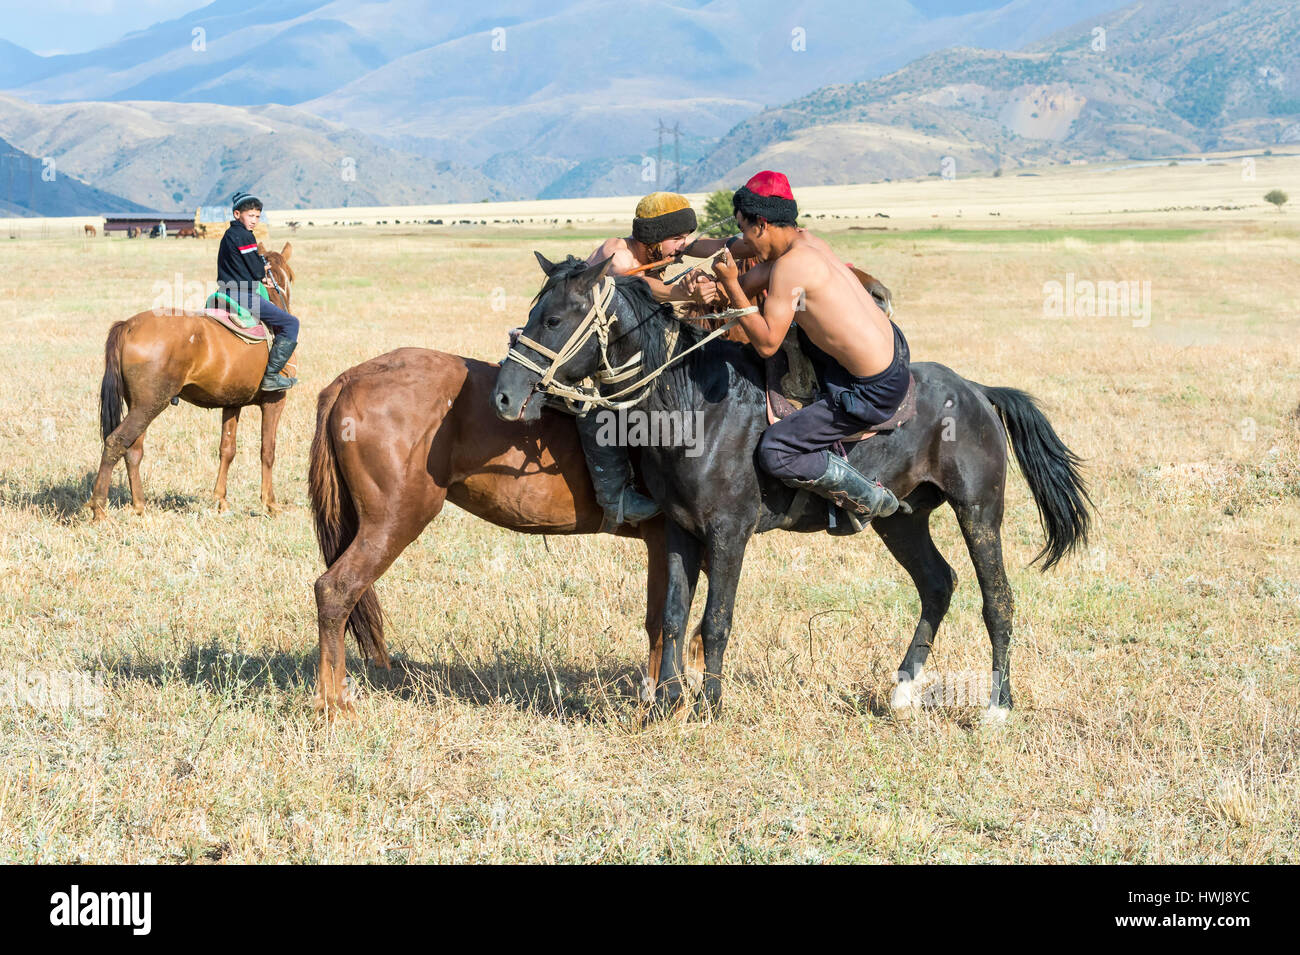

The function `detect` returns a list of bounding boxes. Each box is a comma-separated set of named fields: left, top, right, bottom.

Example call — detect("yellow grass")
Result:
left=0, top=159, right=1297, bottom=863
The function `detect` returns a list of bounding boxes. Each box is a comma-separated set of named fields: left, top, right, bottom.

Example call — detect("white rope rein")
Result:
left=505, top=276, right=755, bottom=413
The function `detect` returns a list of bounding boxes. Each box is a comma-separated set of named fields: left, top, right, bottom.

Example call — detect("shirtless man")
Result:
left=711, top=171, right=909, bottom=526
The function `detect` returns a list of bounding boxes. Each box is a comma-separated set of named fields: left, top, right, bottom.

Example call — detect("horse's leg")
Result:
left=655, top=518, right=702, bottom=714
left=695, top=530, right=748, bottom=719
left=123, top=432, right=147, bottom=515
left=315, top=504, right=436, bottom=718
left=90, top=395, right=169, bottom=521
left=213, top=406, right=240, bottom=513
left=640, top=519, right=668, bottom=703
left=258, top=392, right=287, bottom=515
left=953, top=500, right=1015, bottom=723
left=872, top=502, right=958, bottom=711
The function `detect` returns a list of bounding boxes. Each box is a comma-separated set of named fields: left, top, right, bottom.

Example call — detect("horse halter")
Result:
left=504, top=277, right=644, bottom=413
left=504, top=276, right=755, bottom=414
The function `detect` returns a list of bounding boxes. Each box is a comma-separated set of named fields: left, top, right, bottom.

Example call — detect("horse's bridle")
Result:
left=504, top=276, right=755, bottom=413
left=264, top=258, right=291, bottom=309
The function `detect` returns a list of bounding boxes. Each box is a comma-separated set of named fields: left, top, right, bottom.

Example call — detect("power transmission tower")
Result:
left=655, top=119, right=667, bottom=190
left=671, top=122, right=682, bottom=191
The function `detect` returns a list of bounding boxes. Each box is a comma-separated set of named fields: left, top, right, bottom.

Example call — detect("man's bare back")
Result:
left=768, top=231, right=893, bottom=377
left=716, top=227, right=894, bottom=378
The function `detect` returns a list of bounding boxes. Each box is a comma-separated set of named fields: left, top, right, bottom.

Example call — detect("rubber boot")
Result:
left=575, top=412, right=660, bottom=528
left=789, top=452, right=899, bottom=534
left=260, top=336, right=298, bottom=392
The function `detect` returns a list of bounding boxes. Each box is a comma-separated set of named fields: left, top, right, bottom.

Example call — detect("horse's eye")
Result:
left=544, top=317, right=559, bottom=329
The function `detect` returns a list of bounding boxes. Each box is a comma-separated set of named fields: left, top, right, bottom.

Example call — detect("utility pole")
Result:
left=672, top=122, right=682, bottom=192
left=655, top=119, right=667, bottom=190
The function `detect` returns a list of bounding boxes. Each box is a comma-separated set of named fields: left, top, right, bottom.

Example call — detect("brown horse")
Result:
left=307, top=265, right=897, bottom=716
left=90, top=244, right=299, bottom=521
left=84, top=224, right=97, bottom=238
left=308, top=348, right=692, bottom=717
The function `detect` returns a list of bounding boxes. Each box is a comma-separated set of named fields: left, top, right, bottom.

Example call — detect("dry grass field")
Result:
left=1, top=159, right=1297, bottom=863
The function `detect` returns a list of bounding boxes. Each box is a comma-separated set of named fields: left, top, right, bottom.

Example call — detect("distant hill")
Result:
left=683, top=0, right=1300, bottom=189
left=0, top=95, right=507, bottom=210
left=0, top=135, right=146, bottom=216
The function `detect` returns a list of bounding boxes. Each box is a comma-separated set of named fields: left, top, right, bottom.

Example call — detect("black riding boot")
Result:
left=260, top=336, right=298, bottom=392
left=789, top=452, right=899, bottom=534
left=575, top=412, right=660, bottom=528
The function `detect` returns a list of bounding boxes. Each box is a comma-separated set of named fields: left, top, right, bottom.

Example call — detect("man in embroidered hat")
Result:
left=711, top=170, right=909, bottom=529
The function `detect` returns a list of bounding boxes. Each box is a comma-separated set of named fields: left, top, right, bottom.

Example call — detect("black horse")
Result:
left=493, top=255, right=1092, bottom=722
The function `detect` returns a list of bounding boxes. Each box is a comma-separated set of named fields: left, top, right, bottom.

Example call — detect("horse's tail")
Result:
left=99, top=321, right=129, bottom=441
left=980, top=385, right=1092, bottom=570
left=309, top=377, right=389, bottom=667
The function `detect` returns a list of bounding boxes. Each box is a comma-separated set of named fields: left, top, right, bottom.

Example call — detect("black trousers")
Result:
left=757, top=322, right=910, bottom=482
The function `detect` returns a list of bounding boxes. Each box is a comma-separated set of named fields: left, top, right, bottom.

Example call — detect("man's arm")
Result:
left=713, top=249, right=794, bottom=357
left=587, top=237, right=638, bottom=275
left=684, top=234, right=758, bottom=261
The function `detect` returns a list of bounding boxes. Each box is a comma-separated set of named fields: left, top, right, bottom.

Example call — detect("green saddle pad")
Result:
left=205, top=283, right=270, bottom=329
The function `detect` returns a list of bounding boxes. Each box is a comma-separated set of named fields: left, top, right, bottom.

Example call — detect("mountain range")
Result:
left=0, top=0, right=1294, bottom=212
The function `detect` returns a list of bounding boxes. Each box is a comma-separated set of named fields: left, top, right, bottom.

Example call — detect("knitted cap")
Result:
left=632, top=192, right=697, bottom=245
left=231, top=191, right=262, bottom=211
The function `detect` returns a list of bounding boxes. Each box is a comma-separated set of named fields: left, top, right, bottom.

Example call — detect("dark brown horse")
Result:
left=308, top=348, right=691, bottom=717
left=90, top=243, right=299, bottom=521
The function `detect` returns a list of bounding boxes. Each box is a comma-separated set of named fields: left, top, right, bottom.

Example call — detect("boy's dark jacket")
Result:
left=217, top=220, right=265, bottom=287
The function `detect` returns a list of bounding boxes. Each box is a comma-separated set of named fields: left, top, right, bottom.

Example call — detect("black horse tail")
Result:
left=309, top=377, right=389, bottom=667
left=980, top=385, right=1092, bottom=570
left=100, top=320, right=129, bottom=441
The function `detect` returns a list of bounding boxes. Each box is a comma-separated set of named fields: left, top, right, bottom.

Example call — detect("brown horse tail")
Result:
left=309, top=378, right=390, bottom=667
left=100, top=321, right=129, bottom=441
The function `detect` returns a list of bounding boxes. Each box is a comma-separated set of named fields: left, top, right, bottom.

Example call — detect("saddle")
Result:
left=203, top=289, right=269, bottom=344
left=203, top=309, right=269, bottom=344
left=764, top=329, right=916, bottom=441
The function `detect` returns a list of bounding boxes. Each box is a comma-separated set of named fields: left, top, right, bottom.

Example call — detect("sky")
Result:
left=2, top=0, right=1019, bottom=56
left=0, top=0, right=210, bottom=55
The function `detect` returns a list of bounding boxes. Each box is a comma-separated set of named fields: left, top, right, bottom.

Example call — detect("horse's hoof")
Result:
left=313, top=695, right=357, bottom=721
left=693, top=695, right=721, bottom=722
left=215, top=498, right=229, bottom=514
left=890, top=667, right=925, bottom=711
left=648, top=689, right=686, bottom=722
left=981, top=705, right=1011, bottom=726
left=131, top=505, right=145, bottom=516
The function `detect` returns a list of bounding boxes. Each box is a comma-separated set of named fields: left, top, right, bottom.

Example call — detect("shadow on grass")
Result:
left=0, top=471, right=204, bottom=524
left=102, top=639, right=647, bottom=724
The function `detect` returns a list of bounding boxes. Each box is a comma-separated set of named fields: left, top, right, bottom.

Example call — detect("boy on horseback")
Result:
left=711, top=171, right=907, bottom=528
left=217, top=191, right=299, bottom=391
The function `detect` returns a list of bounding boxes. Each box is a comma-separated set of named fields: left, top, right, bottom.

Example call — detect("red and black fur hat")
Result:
left=732, top=170, right=798, bottom=226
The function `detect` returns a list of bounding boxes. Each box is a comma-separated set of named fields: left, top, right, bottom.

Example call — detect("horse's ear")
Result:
left=575, top=254, right=614, bottom=291
left=534, top=251, right=557, bottom=276
left=280, top=242, right=293, bottom=261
